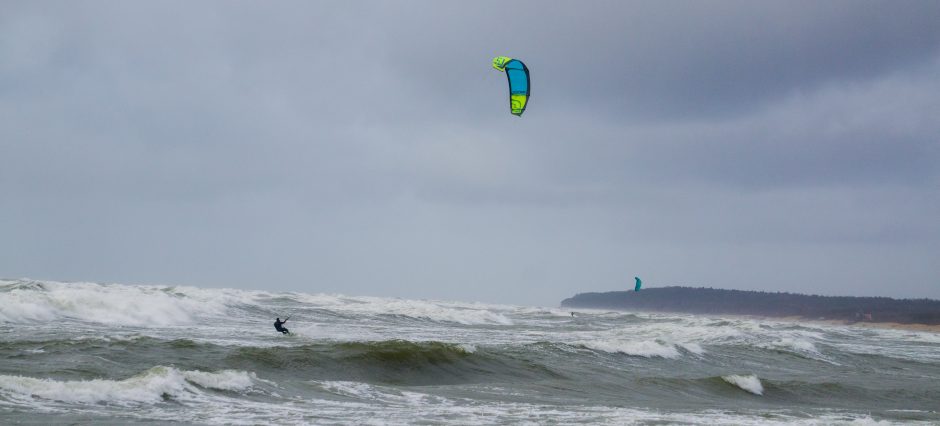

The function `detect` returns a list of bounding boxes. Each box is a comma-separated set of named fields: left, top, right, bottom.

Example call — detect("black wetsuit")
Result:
left=274, top=318, right=290, bottom=335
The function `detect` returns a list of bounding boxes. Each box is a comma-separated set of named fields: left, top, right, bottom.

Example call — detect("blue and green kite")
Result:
left=492, top=56, right=530, bottom=116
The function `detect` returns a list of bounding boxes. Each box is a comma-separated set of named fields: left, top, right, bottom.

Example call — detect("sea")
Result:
left=1, top=278, right=938, bottom=425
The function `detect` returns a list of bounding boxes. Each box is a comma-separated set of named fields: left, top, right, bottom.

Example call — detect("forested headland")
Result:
left=561, top=287, right=940, bottom=325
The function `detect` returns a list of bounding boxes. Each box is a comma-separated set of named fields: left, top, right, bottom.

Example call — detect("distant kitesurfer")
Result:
left=274, top=317, right=290, bottom=335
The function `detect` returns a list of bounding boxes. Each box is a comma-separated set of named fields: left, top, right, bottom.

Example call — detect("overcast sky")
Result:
left=2, top=1, right=938, bottom=306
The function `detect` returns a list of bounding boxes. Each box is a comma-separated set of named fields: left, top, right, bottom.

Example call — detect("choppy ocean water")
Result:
left=1, top=278, right=938, bottom=425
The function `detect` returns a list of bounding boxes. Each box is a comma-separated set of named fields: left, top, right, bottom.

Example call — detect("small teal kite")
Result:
left=634, top=277, right=642, bottom=292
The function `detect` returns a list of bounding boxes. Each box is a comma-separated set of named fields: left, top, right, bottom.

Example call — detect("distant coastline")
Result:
left=561, top=287, right=940, bottom=327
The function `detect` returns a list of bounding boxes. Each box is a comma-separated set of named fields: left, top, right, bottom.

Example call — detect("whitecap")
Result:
left=316, top=380, right=443, bottom=406
left=0, top=279, right=237, bottom=326
left=770, top=337, right=819, bottom=354
left=182, top=370, right=257, bottom=392
left=678, top=342, right=705, bottom=355
left=295, top=293, right=514, bottom=326
left=0, top=366, right=258, bottom=406
left=579, top=339, right=681, bottom=359
left=722, top=374, right=764, bottom=396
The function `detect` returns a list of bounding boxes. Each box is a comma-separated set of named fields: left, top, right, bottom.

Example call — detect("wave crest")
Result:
left=0, top=366, right=258, bottom=406
left=722, top=374, right=764, bottom=395
left=578, top=340, right=683, bottom=359
left=0, top=279, right=238, bottom=326
left=295, top=293, right=514, bottom=325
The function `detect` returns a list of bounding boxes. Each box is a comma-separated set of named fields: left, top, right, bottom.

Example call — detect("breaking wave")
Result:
left=721, top=374, right=764, bottom=395
left=0, top=279, right=244, bottom=326
left=577, top=339, right=684, bottom=358
left=0, top=278, right=513, bottom=328
left=293, top=293, right=514, bottom=325
left=0, top=366, right=258, bottom=406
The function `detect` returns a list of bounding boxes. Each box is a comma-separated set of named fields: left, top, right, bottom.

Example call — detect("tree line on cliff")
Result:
left=561, top=287, right=940, bottom=324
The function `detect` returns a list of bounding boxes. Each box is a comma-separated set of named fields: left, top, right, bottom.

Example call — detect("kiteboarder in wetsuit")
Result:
left=274, top=317, right=290, bottom=335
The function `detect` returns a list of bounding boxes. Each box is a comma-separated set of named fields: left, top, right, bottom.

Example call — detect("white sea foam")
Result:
left=0, top=279, right=242, bottom=326
left=860, top=327, right=940, bottom=345
left=579, top=339, right=682, bottom=358
left=566, top=321, right=711, bottom=359
left=655, top=315, right=840, bottom=361
left=679, top=342, right=705, bottom=355
left=317, top=381, right=443, bottom=406
left=319, top=380, right=384, bottom=400
left=181, top=370, right=256, bottom=392
left=288, top=386, right=905, bottom=426
left=0, top=367, right=257, bottom=406
left=512, top=306, right=576, bottom=318
left=722, top=374, right=764, bottom=395
left=581, top=318, right=740, bottom=355
left=295, top=293, right=514, bottom=325
left=769, top=337, right=820, bottom=354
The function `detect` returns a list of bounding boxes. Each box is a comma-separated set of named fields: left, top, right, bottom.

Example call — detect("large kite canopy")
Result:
left=492, top=56, right=529, bottom=116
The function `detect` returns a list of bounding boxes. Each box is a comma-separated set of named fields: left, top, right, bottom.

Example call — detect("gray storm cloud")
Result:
left=1, top=1, right=938, bottom=305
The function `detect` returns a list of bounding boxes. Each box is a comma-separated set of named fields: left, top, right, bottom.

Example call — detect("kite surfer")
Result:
left=274, top=317, right=290, bottom=335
